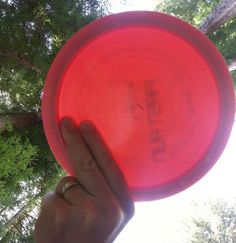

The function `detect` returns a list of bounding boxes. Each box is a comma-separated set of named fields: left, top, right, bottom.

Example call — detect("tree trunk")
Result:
left=199, top=0, right=236, bottom=35
left=0, top=112, right=41, bottom=131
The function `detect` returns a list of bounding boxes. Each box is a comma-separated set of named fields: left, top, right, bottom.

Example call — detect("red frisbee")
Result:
left=42, top=11, right=235, bottom=201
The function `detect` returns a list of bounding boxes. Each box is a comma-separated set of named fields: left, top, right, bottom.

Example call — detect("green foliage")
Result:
left=209, top=18, right=236, bottom=65
left=157, top=0, right=220, bottom=27
left=0, top=0, right=107, bottom=197
left=0, top=0, right=108, bottom=113
left=0, top=0, right=107, bottom=240
left=19, top=123, right=66, bottom=194
left=1, top=230, right=35, bottom=243
left=232, top=70, right=236, bottom=86
left=0, top=116, right=14, bottom=132
left=0, top=128, right=38, bottom=206
left=0, top=115, right=63, bottom=210
left=0, top=67, right=43, bottom=113
left=0, top=124, right=65, bottom=241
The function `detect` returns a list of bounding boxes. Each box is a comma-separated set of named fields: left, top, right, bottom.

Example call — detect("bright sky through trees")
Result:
left=106, top=1, right=236, bottom=242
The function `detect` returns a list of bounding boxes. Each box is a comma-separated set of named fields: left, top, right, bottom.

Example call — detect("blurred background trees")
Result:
left=0, top=0, right=108, bottom=241
left=0, top=0, right=235, bottom=241
left=186, top=199, right=236, bottom=243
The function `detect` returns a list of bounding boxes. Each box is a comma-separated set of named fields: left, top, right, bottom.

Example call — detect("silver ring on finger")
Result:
left=60, top=181, right=80, bottom=197
left=55, top=176, right=81, bottom=199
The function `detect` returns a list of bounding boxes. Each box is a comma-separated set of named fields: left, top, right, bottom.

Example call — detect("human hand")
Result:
left=35, top=118, right=135, bottom=243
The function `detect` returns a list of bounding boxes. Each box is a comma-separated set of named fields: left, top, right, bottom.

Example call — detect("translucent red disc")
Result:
left=42, top=11, right=235, bottom=201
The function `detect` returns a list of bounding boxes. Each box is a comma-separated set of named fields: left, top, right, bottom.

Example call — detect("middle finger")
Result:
left=59, top=117, right=113, bottom=200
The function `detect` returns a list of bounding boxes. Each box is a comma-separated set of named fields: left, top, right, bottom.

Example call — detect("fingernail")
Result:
left=60, top=117, right=77, bottom=131
left=80, top=120, right=93, bottom=132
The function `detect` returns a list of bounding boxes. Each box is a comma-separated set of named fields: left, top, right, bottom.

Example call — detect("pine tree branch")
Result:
left=0, top=205, right=9, bottom=215
left=0, top=48, right=42, bottom=75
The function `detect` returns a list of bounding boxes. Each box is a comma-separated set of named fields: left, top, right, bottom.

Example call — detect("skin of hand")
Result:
left=35, top=117, right=135, bottom=243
